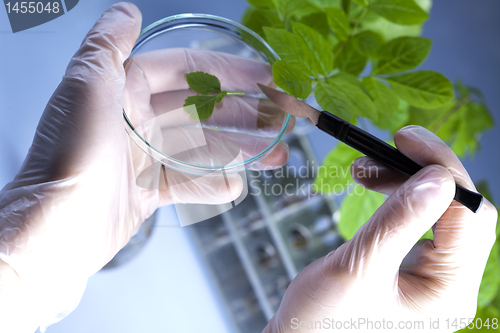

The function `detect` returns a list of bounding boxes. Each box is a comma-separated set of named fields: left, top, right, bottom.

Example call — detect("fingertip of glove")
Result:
left=72, top=2, right=142, bottom=74
left=408, top=165, right=455, bottom=205
left=105, top=2, right=142, bottom=21
left=225, top=174, right=244, bottom=201
left=396, top=125, right=443, bottom=144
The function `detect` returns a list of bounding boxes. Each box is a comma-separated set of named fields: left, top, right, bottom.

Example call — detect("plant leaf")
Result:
left=299, top=12, right=330, bottom=37
left=264, top=27, right=317, bottom=75
left=386, top=70, right=455, bottom=109
left=359, top=0, right=430, bottom=41
left=373, top=98, right=410, bottom=133
left=332, top=71, right=364, bottom=90
left=185, top=71, right=221, bottom=95
left=242, top=8, right=282, bottom=38
left=420, top=227, right=434, bottom=240
left=370, top=0, right=429, bottom=25
left=338, top=185, right=386, bottom=240
left=273, top=0, right=301, bottom=19
left=360, top=15, right=422, bottom=41
left=477, top=242, right=500, bottom=309
left=315, top=78, right=378, bottom=121
left=325, top=7, right=350, bottom=41
left=184, top=95, right=218, bottom=121
left=456, top=305, right=500, bottom=332
left=373, top=36, right=432, bottom=74
left=405, top=102, right=453, bottom=130
left=291, top=21, right=334, bottom=76
left=362, top=77, right=399, bottom=115
left=273, top=0, right=318, bottom=20
left=335, top=39, right=367, bottom=76
left=272, top=60, right=313, bottom=99
left=436, top=102, right=494, bottom=157
left=314, top=143, right=363, bottom=194
left=352, top=30, right=385, bottom=59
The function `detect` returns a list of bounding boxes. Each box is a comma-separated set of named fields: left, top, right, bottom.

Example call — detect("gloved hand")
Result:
left=264, top=126, right=498, bottom=333
left=0, top=3, right=290, bottom=332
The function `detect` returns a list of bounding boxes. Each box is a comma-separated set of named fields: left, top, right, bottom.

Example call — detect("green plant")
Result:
left=241, top=0, right=497, bottom=331
left=183, top=71, right=244, bottom=120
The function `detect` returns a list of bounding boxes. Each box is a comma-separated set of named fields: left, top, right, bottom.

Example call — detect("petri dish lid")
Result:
left=123, top=14, right=291, bottom=176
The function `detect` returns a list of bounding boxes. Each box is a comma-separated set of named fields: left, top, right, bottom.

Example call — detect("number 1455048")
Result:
left=5, top=2, right=60, bottom=14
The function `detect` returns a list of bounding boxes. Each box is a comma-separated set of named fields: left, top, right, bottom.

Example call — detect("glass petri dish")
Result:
left=123, top=14, right=291, bottom=177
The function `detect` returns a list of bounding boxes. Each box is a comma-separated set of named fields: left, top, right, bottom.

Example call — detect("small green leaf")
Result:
left=386, top=70, right=455, bottom=109
left=185, top=71, right=221, bottom=95
left=216, top=91, right=228, bottom=103
left=315, top=78, right=378, bottom=121
left=451, top=103, right=494, bottom=157
left=373, top=98, right=410, bottom=133
left=373, top=37, right=432, bottom=74
left=360, top=15, right=422, bottom=41
left=264, top=27, right=317, bottom=75
left=362, top=77, right=399, bottom=116
left=242, top=8, right=282, bottom=38
left=325, top=7, right=350, bottom=41
left=291, top=21, right=334, bottom=76
left=436, top=102, right=494, bottom=157
left=359, top=0, right=430, bottom=41
left=338, top=185, right=386, bottom=240
left=405, top=102, right=452, bottom=130
left=314, top=143, right=363, bottom=194
left=352, top=30, right=385, bottom=59
left=184, top=95, right=218, bottom=120
left=370, top=0, right=429, bottom=25
left=299, top=12, right=330, bottom=37
left=272, top=60, right=313, bottom=99
left=273, top=0, right=300, bottom=19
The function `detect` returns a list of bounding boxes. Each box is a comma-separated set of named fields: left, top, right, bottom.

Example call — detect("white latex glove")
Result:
left=0, top=3, right=290, bottom=332
left=264, top=126, right=498, bottom=333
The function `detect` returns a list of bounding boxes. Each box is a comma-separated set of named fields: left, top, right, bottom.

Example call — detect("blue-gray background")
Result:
left=0, top=1, right=499, bottom=332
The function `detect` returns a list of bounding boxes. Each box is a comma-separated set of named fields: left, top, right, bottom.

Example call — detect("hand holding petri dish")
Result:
left=123, top=14, right=293, bottom=224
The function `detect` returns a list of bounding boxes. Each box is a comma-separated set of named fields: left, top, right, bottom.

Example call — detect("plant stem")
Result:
left=352, top=8, right=369, bottom=36
left=227, top=92, right=245, bottom=95
left=335, top=8, right=369, bottom=57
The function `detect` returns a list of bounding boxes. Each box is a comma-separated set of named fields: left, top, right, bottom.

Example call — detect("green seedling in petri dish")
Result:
left=184, top=71, right=244, bottom=120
